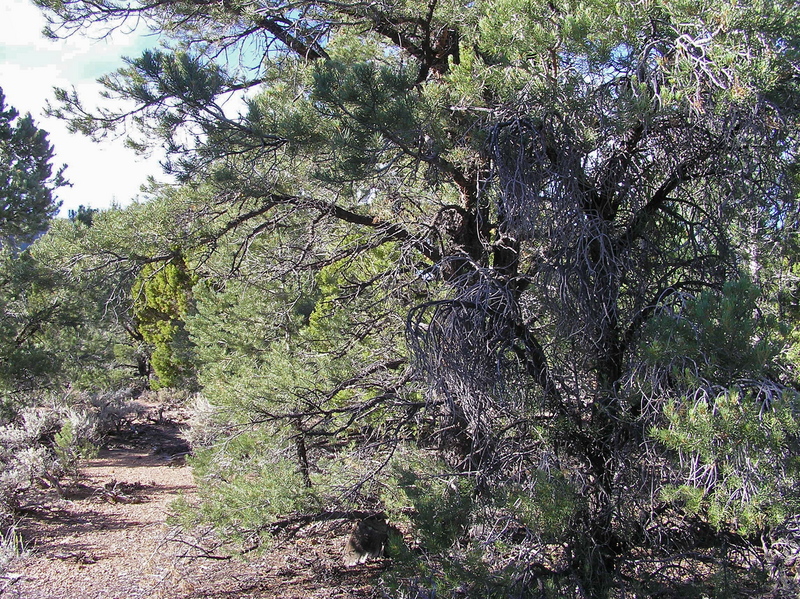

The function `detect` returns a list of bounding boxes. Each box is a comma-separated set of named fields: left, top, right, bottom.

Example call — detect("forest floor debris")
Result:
left=1, top=403, right=379, bottom=599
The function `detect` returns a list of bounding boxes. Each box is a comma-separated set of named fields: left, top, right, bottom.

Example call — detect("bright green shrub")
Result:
left=132, top=254, right=197, bottom=389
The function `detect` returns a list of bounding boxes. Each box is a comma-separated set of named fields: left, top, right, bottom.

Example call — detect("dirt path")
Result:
left=1, top=405, right=379, bottom=599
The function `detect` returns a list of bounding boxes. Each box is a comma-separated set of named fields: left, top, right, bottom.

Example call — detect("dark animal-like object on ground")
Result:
left=342, top=515, right=391, bottom=566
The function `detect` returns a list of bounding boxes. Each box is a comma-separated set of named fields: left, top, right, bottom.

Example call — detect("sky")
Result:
left=0, top=0, right=169, bottom=217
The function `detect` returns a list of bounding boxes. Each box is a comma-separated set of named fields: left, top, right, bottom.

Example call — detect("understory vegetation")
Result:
left=2, top=0, right=800, bottom=596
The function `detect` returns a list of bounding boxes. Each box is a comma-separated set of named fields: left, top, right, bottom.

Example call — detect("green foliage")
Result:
left=381, top=454, right=490, bottom=599
left=188, top=274, right=318, bottom=416
left=502, top=471, right=578, bottom=544
left=21, top=218, right=146, bottom=391
left=30, top=0, right=800, bottom=596
left=67, top=205, right=97, bottom=227
left=33, top=190, right=225, bottom=388
left=643, top=278, right=785, bottom=385
left=0, top=87, right=65, bottom=245
left=180, top=430, right=319, bottom=546
left=644, top=279, right=800, bottom=534
left=53, top=416, right=99, bottom=481
left=381, top=453, right=581, bottom=598
left=386, top=458, right=475, bottom=555
left=654, top=391, right=800, bottom=534
left=132, top=255, right=197, bottom=389
left=0, top=248, right=66, bottom=394
left=181, top=233, right=424, bottom=542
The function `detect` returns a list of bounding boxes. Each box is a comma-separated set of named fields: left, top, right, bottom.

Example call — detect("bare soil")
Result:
left=1, top=404, right=381, bottom=599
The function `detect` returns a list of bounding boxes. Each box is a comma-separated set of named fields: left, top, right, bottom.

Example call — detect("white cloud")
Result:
left=0, top=0, right=52, bottom=49
left=0, top=0, right=169, bottom=217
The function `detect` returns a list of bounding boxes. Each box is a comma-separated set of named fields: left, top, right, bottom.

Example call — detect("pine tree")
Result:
left=36, top=0, right=800, bottom=595
left=0, top=88, right=65, bottom=245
